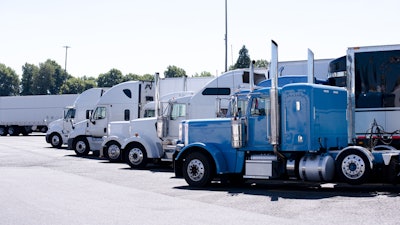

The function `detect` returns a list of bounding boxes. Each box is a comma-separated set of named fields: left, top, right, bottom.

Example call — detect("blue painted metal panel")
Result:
left=280, top=84, right=348, bottom=152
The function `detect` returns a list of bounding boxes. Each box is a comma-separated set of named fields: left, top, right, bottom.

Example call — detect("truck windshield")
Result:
left=64, top=108, right=76, bottom=119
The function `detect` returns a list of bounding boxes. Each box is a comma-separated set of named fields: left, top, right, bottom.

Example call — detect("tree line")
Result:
left=0, top=45, right=267, bottom=96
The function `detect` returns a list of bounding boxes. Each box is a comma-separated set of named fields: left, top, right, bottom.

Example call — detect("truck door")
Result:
left=88, top=106, right=109, bottom=137
left=247, top=96, right=269, bottom=148
left=63, top=108, right=75, bottom=134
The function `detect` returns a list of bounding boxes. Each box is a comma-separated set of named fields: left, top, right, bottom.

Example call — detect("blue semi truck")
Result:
left=173, top=41, right=400, bottom=187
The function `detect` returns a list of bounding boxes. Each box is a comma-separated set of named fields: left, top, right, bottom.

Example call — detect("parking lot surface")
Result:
left=1, top=135, right=400, bottom=225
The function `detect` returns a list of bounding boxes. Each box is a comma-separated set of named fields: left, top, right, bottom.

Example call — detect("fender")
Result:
left=47, top=119, right=63, bottom=135
left=176, top=142, right=230, bottom=174
left=102, top=135, right=124, bottom=146
left=121, top=134, right=163, bottom=159
left=335, top=145, right=374, bottom=170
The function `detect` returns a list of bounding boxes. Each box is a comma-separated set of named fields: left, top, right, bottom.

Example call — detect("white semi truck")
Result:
left=0, top=94, right=78, bottom=136
left=45, top=88, right=108, bottom=148
left=101, top=69, right=267, bottom=167
left=67, top=81, right=155, bottom=156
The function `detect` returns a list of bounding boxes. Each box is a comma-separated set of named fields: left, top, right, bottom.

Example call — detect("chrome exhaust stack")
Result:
left=270, top=40, right=283, bottom=159
left=249, top=60, right=255, bottom=92
left=154, top=72, right=160, bottom=118
left=307, top=49, right=314, bottom=84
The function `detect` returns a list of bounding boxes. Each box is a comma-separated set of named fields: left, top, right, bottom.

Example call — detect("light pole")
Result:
left=63, top=45, right=70, bottom=72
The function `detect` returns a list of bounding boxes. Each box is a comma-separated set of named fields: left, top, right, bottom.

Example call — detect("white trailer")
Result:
left=67, top=81, right=155, bottom=156
left=328, top=44, right=400, bottom=149
left=102, top=69, right=267, bottom=166
left=278, top=58, right=333, bottom=80
left=45, top=88, right=108, bottom=148
left=0, top=94, right=78, bottom=136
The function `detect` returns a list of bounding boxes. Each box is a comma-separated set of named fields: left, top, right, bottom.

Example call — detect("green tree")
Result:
left=193, top=71, right=213, bottom=77
left=254, top=59, right=269, bottom=69
left=0, top=63, right=19, bottom=96
left=81, top=76, right=97, bottom=89
left=123, top=73, right=141, bottom=82
left=59, top=77, right=85, bottom=94
left=97, top=68, right=124, bottom=87
left=164, top=65, right=186, bottom=78
left=233, top=45, right=251, bottom=69
left=139, top=73, right=155, bottom=81
left=32, top=59, right=70, bottom=95
left=20, top=63, right=39, bottom=95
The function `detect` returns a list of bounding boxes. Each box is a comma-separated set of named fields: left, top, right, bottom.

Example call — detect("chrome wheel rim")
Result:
left=128, top=148, right=143, bottom=165
left=76, top=140, right=87, bottom=153
left=107, top=144, right=121, bottom=160
left=341, top=154, right=365, bottom=180
left=187, top=159, right=205, bottom=182
left=51, top=135, right=60, bottom=146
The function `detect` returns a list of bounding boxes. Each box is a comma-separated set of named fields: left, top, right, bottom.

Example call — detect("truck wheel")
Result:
left=336, top=149, right=371, bottom=185
left=183, top=152, right=214, bottom=187
left=50, top=133, right=62, bottom=148
left=74, top=137, right=90, bottom=156
left=105, top=141, right=122, bottom=162
left=7, top=126, right=19, bottom=136
left=0, top=127, right=7, bottom=136
left=125, top=145, right=147, bottom=168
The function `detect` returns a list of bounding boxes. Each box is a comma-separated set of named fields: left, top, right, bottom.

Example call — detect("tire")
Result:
left=74, top=137, right=90, bottom=156
left=50, top=133, right=62, bottom=148
left=104, top=141, right=122, bottom=162
left=182, top=152, right=214, bottom=187
left=336, top=149, right=371, bottom=185
left=125, top=145, right=147, bottom=168
left=0, top=127, right=7, bottom=136
left=7, top=126, right=19, bottom=136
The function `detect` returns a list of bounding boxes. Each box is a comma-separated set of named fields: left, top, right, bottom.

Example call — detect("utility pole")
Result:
left=224, top=0, right=228, bottom=72
left=63, top=45, right=70, bottom=72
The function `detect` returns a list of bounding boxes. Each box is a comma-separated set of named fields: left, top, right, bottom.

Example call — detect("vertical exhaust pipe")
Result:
left=183, top=75, right=188, bottom=92
left=250, top=60, right=255, bottom=92
left=270, top=41, right=282, bottom=155
left=307, top=49, right=314, bottom=84
left=270, top=40, right=284, bottom=159
left=154, top=72, right=160, bottom=118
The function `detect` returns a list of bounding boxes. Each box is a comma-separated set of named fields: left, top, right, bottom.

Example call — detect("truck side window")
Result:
left=251, top=97, right=266, bottom=116
left=124, top=109, right=130, bottom=121
left=170, top=103, right=186, bottom=120
left=86, top=110, right=93, bottom=119
left=93, top=107, right=106, bottom=120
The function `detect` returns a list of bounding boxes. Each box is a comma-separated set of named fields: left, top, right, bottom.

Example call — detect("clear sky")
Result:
left=1, top=0, right=399, bottom=78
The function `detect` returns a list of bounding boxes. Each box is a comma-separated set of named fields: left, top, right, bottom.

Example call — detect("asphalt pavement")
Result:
left=1, top=134, right=400, bottom=225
